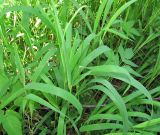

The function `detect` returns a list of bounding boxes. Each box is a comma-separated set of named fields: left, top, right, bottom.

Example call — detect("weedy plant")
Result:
left=0, top=0, right=160, bottom=135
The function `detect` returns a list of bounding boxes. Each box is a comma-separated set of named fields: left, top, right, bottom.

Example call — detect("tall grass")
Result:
left=0, top=0, right=160, bottom=134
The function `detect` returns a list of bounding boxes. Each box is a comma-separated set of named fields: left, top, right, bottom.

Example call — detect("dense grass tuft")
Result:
left=0, top=0, right=160, bottom=134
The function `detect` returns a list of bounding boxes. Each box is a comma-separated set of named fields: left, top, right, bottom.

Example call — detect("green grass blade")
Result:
left=26, top=94, right=62, bottom=116
left=101, top=0, right=137, bottom=38
left=88, top=114, right=122, bottom=122
left=32, top=49, right=57, bottom=82
left=89, top=65, right=152, bottom=101
left=93, top=0, right=111, bottom=33
left=71, top=0, right=92, bottom=32
left=80, top=46, right=111, bottom=67
left=57, top=103, right=67, bottom=135
left=24, top=83, right=83, bottom=116
left=90, top=78, right=129, bottom=132
left=133, top=118, right=160, bottom=129
left=14, top=45, right=25, bottom=85
left=80, top=123, right=123, bottom=132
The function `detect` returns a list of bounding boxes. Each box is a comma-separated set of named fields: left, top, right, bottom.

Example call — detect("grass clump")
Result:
left=0, top=0, right=160, bottom=134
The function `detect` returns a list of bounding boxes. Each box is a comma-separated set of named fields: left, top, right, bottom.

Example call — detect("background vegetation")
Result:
left=0, top=0, right=160, bottom=134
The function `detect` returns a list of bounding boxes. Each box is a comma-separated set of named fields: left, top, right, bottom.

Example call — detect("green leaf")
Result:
left=0, top=73, right=9, bottom=97
left=133, top=118, right=160, bottom=129
left=14, top=45, right=25, bottom=85
left=57, top=103, right=67, bottom=135
left=102, top=0, right=138, bottom=38
left=93, top=0, right=113, bottom=33
left=80, top=46, right=111, bottom=67
left=0, top=110, right=4, bottom=124
left=89, top=65, right=152, bottom=101
left=26, top=94, right=62, bottom=115
left=24, top=83, right=82, bottom=116
left=88, top=114, right=122, bottom=122
left=89, top=78, right=129, bottom=132
left=0, top=90, right=24, bottom=110
left=108, top=28, right=129, bottom=40
left=80, top=123, right=123, bottom=132
left=0, top=45, right=4, bottom=72
left=105, top=133, right=141, bottom=135
left=2, top=110, right=22, bottom=135
left=32, top=49, right=57, bottom=82
left=125, top=48, right=134, bottom=59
